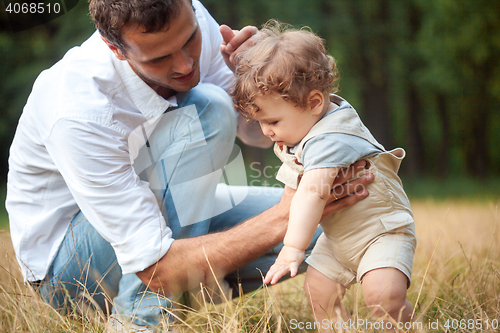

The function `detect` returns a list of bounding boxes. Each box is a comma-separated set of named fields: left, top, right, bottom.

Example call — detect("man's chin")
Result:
left=153, top=77, right=200, bottom=99
left=134, top=66, right=200, bottom=98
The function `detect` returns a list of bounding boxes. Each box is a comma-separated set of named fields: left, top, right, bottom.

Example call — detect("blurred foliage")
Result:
left=0, top=186, right=6, bottom=229
left=206, top=0, right=500, bottom=180
left=1, top=0, right=500, bottom=187
left=0, top=0, right=95, bottom=182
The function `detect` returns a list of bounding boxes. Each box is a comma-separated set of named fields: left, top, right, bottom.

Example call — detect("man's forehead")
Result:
left=120, top=0, right=192, bottom=34
left=119, top=5, right=198, bottom=59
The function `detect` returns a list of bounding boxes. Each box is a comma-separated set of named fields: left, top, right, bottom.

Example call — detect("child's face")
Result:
left=252, top=93, right=320, bottom=147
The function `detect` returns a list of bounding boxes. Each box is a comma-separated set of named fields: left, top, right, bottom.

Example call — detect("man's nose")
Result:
left=172, top=50, right=193, bottom=74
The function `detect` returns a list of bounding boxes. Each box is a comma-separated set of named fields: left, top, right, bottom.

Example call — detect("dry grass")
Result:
left=1, top=200, right=499, bottom=332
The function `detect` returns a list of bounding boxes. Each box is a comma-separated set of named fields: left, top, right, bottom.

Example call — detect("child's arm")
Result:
left=264, top=167, right=340, bottom=285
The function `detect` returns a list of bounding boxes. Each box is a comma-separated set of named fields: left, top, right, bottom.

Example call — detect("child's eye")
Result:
left=269, top=121, right=278, bottom=125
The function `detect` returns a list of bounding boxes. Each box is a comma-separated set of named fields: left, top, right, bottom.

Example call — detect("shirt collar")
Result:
left=114, top=57, right=177, bottom=119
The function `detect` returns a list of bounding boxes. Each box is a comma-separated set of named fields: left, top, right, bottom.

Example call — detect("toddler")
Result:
left=231, top=21, right=417, bottom=331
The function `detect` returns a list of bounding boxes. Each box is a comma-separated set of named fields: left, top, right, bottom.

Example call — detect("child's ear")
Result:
left=308, top=90, right=325, bottom=115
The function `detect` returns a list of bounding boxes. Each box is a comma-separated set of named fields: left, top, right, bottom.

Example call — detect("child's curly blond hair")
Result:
left=231, top=20, right=339, bottom=119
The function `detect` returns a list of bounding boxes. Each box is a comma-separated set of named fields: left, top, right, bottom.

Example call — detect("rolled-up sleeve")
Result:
left=46, top=118, right=173, bottom=275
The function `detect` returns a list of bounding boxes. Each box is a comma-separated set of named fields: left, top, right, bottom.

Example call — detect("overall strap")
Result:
left=295, top=96, right=385, bottom=163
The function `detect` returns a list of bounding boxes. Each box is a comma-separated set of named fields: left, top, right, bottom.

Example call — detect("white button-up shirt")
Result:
left=6, top=0, right=234, bottom=281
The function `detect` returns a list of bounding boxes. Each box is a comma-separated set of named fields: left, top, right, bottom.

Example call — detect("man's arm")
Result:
left=136, top=161, right=373, bottom=295
left=138, top=192, right=290, bottom=296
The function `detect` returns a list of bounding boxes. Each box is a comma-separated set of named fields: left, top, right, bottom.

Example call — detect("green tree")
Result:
left=0, top=0, right=94, bottom=181
left=414, top=0, right=500, bottom=177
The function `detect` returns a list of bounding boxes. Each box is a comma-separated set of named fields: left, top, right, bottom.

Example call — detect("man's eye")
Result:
left=149, top=56, right=169, bottom=64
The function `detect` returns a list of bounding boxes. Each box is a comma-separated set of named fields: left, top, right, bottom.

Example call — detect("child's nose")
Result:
left=260, top=123, right=273, bottom=137
left=263, top=127, right=274, bottom=137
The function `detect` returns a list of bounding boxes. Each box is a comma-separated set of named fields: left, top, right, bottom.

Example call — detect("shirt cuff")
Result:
left=113, top=219, right=175, bottom=275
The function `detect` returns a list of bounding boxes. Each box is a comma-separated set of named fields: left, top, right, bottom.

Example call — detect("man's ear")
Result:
left=308, top=90, right=325, bottom=115
left=101, top=36, right=127, bottom=60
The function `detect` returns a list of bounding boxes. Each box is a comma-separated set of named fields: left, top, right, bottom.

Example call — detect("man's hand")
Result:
left=278, top=160, right=373, bottom=221
left=219, top=24, right=260, bottom=72
left=322, top=160, right=373, bottom=219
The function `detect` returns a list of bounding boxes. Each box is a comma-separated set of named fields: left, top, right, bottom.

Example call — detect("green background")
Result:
left=1, top=0, right=500, bottom=229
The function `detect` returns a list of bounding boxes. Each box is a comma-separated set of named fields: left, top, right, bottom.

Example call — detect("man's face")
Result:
left=111, top=0, right=202, bottom=98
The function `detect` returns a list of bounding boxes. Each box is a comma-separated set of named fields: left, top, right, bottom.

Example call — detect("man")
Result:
left=6, top=0, right=372, bottom=330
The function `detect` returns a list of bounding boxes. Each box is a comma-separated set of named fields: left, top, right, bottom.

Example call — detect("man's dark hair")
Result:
left=89, top=0, right=186, bottom=52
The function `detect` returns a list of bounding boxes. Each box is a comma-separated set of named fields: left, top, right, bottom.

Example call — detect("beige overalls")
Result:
left=274, top=95, right=417, bottom=288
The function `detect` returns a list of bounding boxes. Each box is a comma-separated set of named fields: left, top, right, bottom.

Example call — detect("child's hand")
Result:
left=263, top=245, right=305, bottom=285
